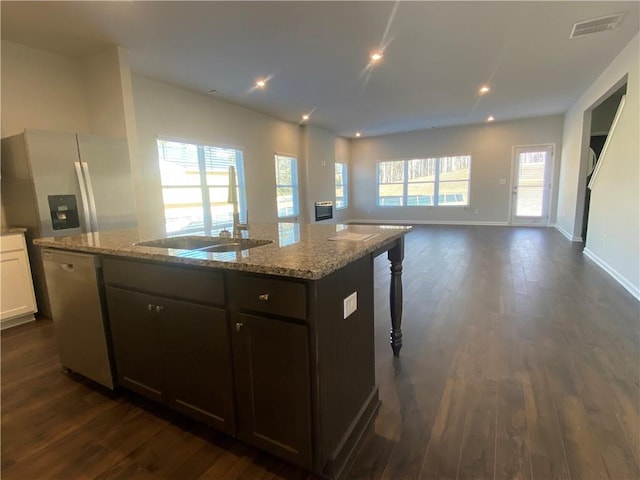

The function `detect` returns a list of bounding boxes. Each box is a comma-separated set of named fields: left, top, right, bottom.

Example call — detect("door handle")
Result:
left=74, top=161, right=92, bottom=232
left=81, top=162, right=99, bottom=232
left=235, top=322, right=244, bottom=332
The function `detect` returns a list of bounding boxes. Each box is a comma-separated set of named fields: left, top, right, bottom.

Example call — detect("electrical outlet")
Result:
left=343, top=291, right=357, bottom=319
left=474, top=209, right=480, bottom=214
left=499, top=178, right=507, bottom=185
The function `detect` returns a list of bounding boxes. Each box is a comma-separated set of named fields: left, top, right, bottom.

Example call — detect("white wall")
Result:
left=0, top=41, right=335, bottom=234
left=1, top=41, right=90, bottom=137
left=82, top=46, right=129, bottom=138
left=301, top=125, right=339, bottom=223
left=131, top=75, right=300, bottom=232
left=334, top=136, right=351, bottom=223
left=557, top=34, right=639, bottom=297
left=350, top=115, right=564, bottom=224
left=299, top=126, right=351, bottom=224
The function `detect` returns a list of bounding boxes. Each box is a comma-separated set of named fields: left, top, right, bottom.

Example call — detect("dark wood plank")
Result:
left=521, top=344, right=572, bottom=480
left=2, top=225, right=638, bottom=480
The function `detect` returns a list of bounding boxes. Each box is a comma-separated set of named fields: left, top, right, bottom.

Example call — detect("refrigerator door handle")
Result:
left=81, top=162, right=99, bottom=232
left=74, top=161, right=92, bottom=233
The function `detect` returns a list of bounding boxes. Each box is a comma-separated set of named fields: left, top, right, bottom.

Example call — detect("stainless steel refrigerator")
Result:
left=1, top=129, right=137, bottom=317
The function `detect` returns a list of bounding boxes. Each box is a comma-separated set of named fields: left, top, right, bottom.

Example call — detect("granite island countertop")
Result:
left=33, top=223, right=412, bottom=280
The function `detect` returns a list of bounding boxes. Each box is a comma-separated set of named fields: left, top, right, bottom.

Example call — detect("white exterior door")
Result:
left=510, top=145, right=553, bottom=225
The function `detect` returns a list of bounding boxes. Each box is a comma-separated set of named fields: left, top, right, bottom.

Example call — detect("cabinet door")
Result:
left=163, top=297, right=235, bottom=435
left=231, top=313, right=312, bottom=469
left=105, top=287, right=164, bottom=402
left=0, top=247, right=37, bottom=321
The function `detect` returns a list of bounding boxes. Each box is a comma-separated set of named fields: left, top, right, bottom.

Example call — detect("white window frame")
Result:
left=377, top=155, right=471, bottom=207
left=335, top=162, right=348, bottom=209
left=157, top=138, right=246, bottom=234
left=274, top=153, right=299, bottom=219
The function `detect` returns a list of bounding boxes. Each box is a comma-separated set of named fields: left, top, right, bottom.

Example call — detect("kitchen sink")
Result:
left=198, top=239, right=273, bottom=252
left=135, top=236, right=273, bottom=252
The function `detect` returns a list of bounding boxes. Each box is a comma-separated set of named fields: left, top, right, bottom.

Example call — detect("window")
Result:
left=335, top=162, right=348, bottom=208
left=377, top=155, right=471, bottom=206
left=275, top=154, right=299, bottom=218
left=157, top=139, right=246, bottom=234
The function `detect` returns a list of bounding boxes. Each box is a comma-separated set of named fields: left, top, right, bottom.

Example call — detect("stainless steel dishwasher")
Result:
left=42, top=249, right=115, bottom=389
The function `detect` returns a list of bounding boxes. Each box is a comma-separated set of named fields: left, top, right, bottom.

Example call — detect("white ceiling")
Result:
left=2, top=1, right=638, bottom=137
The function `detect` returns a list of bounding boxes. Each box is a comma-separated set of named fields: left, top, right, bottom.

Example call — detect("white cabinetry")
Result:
left=1, top=232, right=37, bottom=329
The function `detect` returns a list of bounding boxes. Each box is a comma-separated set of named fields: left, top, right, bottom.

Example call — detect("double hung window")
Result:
left=157, top=138, right=246, bottom=234
left=335, top=162, right=348, bottom=209
left=275, top=154, right=299, bottom=218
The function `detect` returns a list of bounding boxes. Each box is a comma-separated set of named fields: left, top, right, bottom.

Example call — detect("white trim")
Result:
left=348, top=219, right=510, bottom=226
left=509, top=143, right=555, bottom=226
left=1, top=314, right=36, bottom=331
left=583, top=248, right=640, bottom=301
left=588, top=95, right=626, bottom=190
left=157, top=134, right=244, bottom=152
left=274, top=151, right=298, bottom=160
left=555, top=224, right=583, bottom=242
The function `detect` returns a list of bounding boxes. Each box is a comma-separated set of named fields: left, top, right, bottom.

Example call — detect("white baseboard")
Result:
left=347, top=219, right=509, bottom=226
left=1, top=313, right=36, bottom=331
left=555, top=224, right=583, bottom=242
left=583, top=248, right=640, bottom=301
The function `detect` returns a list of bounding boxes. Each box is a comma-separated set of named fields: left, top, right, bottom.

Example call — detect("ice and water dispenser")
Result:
left=48, top=194, right=80, bottom=230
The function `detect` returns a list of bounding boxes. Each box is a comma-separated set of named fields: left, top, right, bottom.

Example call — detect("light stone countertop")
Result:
left=1, top=227, right=28, bottom=236
left=33, top=223, right=412, bottom=280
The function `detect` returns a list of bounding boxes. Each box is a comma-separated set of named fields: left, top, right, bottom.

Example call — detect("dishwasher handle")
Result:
left=42, top=249, right=102, bottom=269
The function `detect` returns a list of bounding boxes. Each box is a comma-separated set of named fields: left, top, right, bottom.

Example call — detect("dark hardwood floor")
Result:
left=2, top=226, right=638, bottom=479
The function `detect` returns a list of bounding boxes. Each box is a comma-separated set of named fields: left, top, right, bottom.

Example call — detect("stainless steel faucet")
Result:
left=228, top=166, right=249, bottom=238
left=232, top=210, right=249, bottom=238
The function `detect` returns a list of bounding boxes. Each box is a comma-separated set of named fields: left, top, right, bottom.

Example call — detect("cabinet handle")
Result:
left=258, top=293, right=269, bottom=301
left=155, top=305, right=164, bottom=313
left=235, top=322, right=244, bottom=332
left=147, top=304, right=154, bottom=312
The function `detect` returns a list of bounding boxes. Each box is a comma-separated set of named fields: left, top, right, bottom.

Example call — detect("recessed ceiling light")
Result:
left=255, top=79, right=266, bottom=88
left=487, top=116, right=495, bottom=122
left=479, top=85, right=491, bottom=95
left=302, top=114, right=310, bottom=121
left=370, top=51, right=383, bottom=63
left=355, top=132, right=361, bottom=137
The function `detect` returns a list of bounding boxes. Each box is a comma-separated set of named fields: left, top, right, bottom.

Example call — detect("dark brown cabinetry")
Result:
left=231, top=312, right=312, bottom=469
left=227, top=273, right=312, bottom=467
left=102, top=254, right=379, bottom=479
left=164, top=296, right=233, bottom=432
left=105, top=287, right=165, bottom=402
left=103, top=258, right=234, bottom=435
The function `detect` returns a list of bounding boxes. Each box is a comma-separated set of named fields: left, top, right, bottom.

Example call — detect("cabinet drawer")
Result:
left=229, top=274, right=306, bottom=321
left=103, top=258, right=224, bottom=306
left=1, top=233, right=26, bottom=253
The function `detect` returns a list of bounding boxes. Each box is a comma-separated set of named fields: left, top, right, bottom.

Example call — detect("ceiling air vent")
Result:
left=570, top=13, right=626, bottom=38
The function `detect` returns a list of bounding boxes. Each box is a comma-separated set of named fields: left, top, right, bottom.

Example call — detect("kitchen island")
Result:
left=34, top=222, right=411, bottom=479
